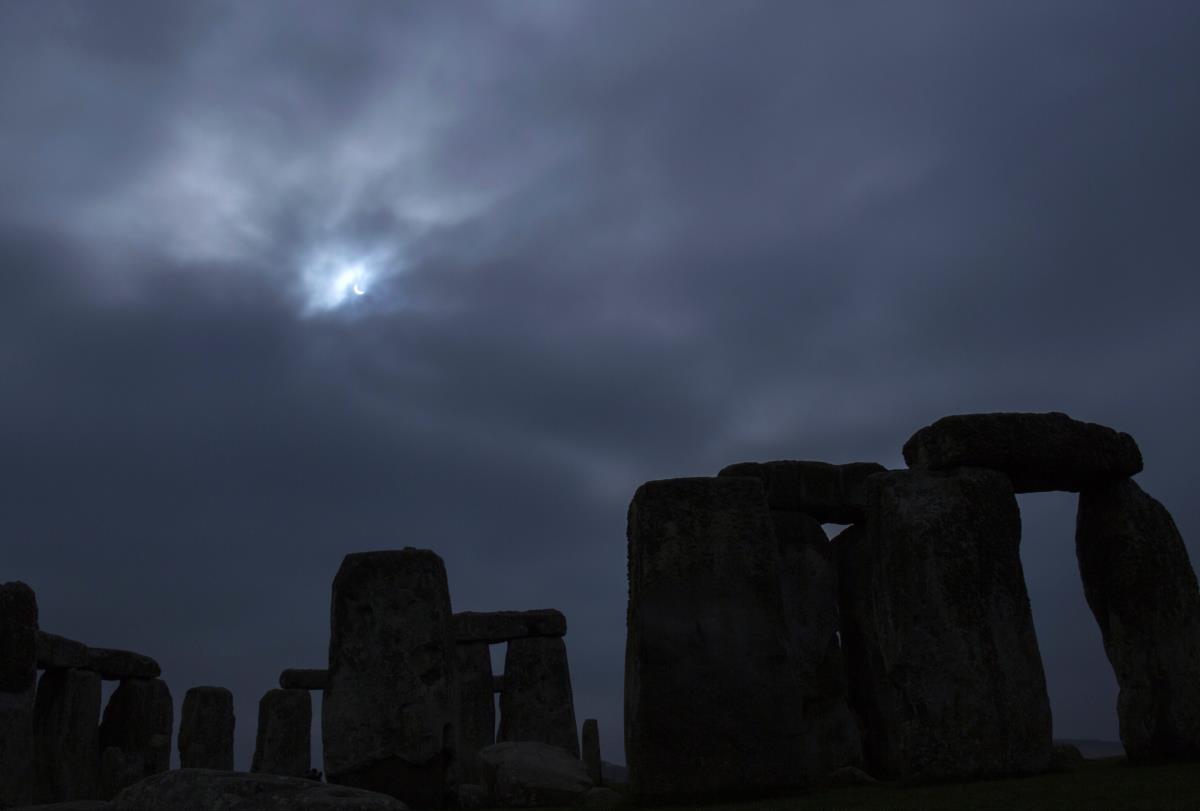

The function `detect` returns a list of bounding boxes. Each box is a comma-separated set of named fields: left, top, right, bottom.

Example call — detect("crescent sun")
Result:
left=353, top=281, right=366, bottom=295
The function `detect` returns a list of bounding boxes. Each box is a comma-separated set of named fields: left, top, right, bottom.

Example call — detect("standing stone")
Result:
left=178, top=685, right=235, bottom=769
left=625, top=477, right=808, bottom=799
left=33, top=667, right=101, bottom=802
left=1076, top=478, right=1200, bottom=761
left=456, top=642, right=495, bottom=783
left=582, top=719, right=602, bottom=786
left=252, top=688, right=311, bottom=777
left=836, top=468, right=1052, bottom=780
left=901, top=411, right=1142, bottom=493
left=772, top=510, right=861, bottom=776
left=453, top=610, right=567, bottom=644
left=499, top=636, right=579, bottom=757
left=97, top=677, right=173, bottom=798
left=718, top=461, right=887, bottom=523
left=323, top=549, right=460, bottom=808
left=279, top=668, right=330, bottom=691
left=1, top=581, right=38, bottom=808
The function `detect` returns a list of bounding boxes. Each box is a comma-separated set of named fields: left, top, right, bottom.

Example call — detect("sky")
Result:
left=2, top=1, right=1199, bottom=771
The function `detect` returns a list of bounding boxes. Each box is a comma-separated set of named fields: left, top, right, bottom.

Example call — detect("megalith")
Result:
left=33, top=667, right=101, bottom=803
left=453, top=609, right=567, bottom=643
left=322, top=548, right=460, bottom=808
left=86, top=648, right=161, bottom=680
left=582, top=719, right=602, bottom=785
left=1, top=581, right=38, bottom=808
left=902, top=411, right=1142, bottom=492
left=718, top=460, right=886, bottom=523
left=625, top=476, right=808, bottom=799
left=36, top=631, right=88, bottom=669
left=1076, top=478, right=1200, bottom=760
left=97, top=677, right=173, bottom=798
left=279, top=668, right=330, bottom=690
left=498, top=636, right=579, bottom=757
left=178, top=685, right=235, bottom=769
left=252, top=687, right=312, bottom=777
left=836, top=468, right=1053, bottom=780
left=456, top=641, right=495, bottom=782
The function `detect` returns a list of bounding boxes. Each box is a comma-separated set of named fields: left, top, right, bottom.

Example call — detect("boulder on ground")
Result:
left=498, top=636, right=579, bottom=757
left=836, top=468, right=1053, bottom=780
left=581, top=787, right=623, bottom=807
left=279, top=669, right=330, bottom=691
left=251, top=688, right=311, bottom=777
left=625, top=477, right=809, bottom=799
left=108, top=768, right=408, bottom=810
left=86, top=649, right=161, bottom=681
left=901, top=411, right=1142, bottom=493
left=36, top=632, right=89, bottom=670
left=34, top=667, right=102, bottom=802
left=718, top=461, right=886, bottom=523
left=479, top=742, right=593, bottom=807
left=1076, top=478, right=1200, bottom=761
left=97, top=678, right=173, bottom=798
left=178, top=686, right=235, bottom=770
left=322, top=549, right=459, bottom=809
left=452, top=611, right=567, bottom=644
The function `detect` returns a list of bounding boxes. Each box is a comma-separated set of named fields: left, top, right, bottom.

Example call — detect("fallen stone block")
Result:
left=453, top=610, right=567, bottom=644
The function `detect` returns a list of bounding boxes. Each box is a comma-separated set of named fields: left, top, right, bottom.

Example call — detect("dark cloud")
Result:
left=2, top=0, right=1199, bottom=767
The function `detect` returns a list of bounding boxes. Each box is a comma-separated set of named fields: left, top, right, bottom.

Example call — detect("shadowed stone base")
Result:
left=34, top=667, right=101, bottom=802
left=499, top=636, right=579, bottom=757
left=179, top=686, right=235, bottom=769
left=335, top=753, right=450, bottom=810
left=251, top=688, right=311, bottom=777
left=98, top=677, right=173, bottom=798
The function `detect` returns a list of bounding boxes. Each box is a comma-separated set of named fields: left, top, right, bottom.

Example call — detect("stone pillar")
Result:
left=0, top=581, right=38, bottom=808
left=179, top=685, right=235, bottom=769
left=582, top=719, right=602, bottom=785
left=322, top=549, right=460, bottom=808
left=456, top=642, right=494, bottom=783
left=1076, top=478, right=1200, bottom=761
left=625, top=477, right=808, bottom=799
left=98, top=677, right=173, bottom=799
left=251, top=688, right=311, bottom=777
left=837, top=468, right=1053, bottom=780
left=33, top=667, right=101, bottom=802
left=498, top=636, right=578, bottom=757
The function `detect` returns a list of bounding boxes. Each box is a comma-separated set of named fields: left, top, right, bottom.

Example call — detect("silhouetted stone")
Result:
left=108, top=769, right=408, bottom=811
left=33, top=667, right=101, bottom=802
left=457, top=642, right=495, bottom=783
left=581, top=720, right=601, bottom=785
left=718, top=461, right=886, bottom=523
left=36, top=632, right=88, bottom=670
left=322, top=549, right=459, bottom=808
left=1050, top=744, right=1086, bottom=771
left=453, top=611, right=567, bottom=644
left=492, top=676, right=504, bottom=693
left=279, top=668, right=329, bottom=690
left=179, top=686, right=235, bottom=770
left=1, top=686, right=35, bottom=808
left=1076, top=478, right=1200, bottom=761
left=1, top=581, right=38, bottom=692
left=498, top=637, right=578, bottom=757
left=902, top=411, right=1142, bottom=492
left=86, top=649, right=161, bottom=681
left=251, top=688, right=311, bottom=777
left=97, top=678, right=173, bottom=798
left=479, top=742, right=593, bottom=807
left=625, top=477, right=808, bottom=799
left=836, top=469, right=1053, bottom=780
left=8, top=802, right=110, bottom=810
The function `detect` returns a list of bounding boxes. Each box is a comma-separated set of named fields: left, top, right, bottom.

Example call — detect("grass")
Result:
left=569, top=759, right=1200, bottom=811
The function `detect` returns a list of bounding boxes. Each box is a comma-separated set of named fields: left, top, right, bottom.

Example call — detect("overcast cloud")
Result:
left=2, top=1, right=1199, bottom=769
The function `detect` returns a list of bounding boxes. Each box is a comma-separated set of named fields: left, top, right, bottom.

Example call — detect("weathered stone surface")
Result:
left=453, top=611, right=567, bottom=644
left=451, top=784, right=488, bottom=809
left=280, top=668, right=330, bottom=691
left=836, top=468, right=1053, bottom=780
left=86, top=649, right=161, bottom=681
left=625, top=477, right=808, bottom=799
left=9, top=802, right=112, bottom=810
left=902, top=411, right=1142, bottom=493
left=827, top=766, right=877, bottom=786
left=34, top=667, right=101, bottom=803
left=36, top=632, right=89, bottom=670
left=251, top=688, right=311, bottom=777
left=1, top=686, right=36, bottom=808
left=717, top=461, right=887, bottom=523
left=97, top=678, right=173, bottom=798
left=1076, top=478, right=1200, bottom=761
left=1, top=581, right=38, bottom=692
left=581, top=719, right=601, bottom=786
left=799, top=635, right=862, bottom=779
left=179, top=686, right=235, bottom=770
left=456, top=642, right=495, bottom=783
left=108, top=769, right=408, bottom=811
left=581, top=787, right=623, bottom=807
left=479, top=742, right=593, bottom=807
left=498, top=637, right=578, bottom=757
left=322, top=549, right=459, bottom=809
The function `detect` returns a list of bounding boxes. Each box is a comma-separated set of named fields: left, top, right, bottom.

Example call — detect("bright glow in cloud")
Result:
left=301, top=249, right=394, bottom=314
